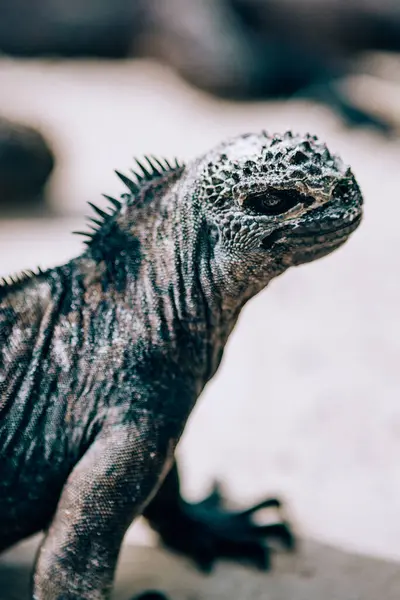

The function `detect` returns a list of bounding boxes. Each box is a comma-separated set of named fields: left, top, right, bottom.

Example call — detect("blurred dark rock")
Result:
left=236, top=0, right=400, bottom=57
left=143, top=0, right=400, bottom=131
left=0, top=0, right=399, bottom=130
left=0, top=0, right=142, bottom=58
left=0, top=118, right=54, bottom=209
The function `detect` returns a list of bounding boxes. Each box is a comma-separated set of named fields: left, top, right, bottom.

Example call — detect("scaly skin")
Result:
left=0, top=131, right=363, bottom=599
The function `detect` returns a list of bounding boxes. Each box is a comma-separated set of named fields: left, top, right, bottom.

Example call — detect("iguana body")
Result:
left=0, top=131, right=363, bottom=599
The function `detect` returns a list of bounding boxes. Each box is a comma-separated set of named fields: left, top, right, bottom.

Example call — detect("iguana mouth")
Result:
left=261, top=212, right=362, bottom=250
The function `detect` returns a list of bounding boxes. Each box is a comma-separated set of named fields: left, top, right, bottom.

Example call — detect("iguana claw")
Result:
left=132, top=495, right=294, bottom=599
left=159, top=489, right=295, bottom=573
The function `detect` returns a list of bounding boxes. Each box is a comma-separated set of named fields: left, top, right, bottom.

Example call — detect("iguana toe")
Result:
left=158, top=493, right=295, bottom=573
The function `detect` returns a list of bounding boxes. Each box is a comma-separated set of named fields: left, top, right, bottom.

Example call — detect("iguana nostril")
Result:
left=332, top=177, right=363, bottom=206
left=261, top=229, right=286, bottom=249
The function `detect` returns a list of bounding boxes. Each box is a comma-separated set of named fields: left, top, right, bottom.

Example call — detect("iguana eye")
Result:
left=245, top=189, right=304, bottom=216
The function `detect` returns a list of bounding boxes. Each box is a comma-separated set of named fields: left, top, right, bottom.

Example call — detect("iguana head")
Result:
left=79, top=130, right=362, bottom=309
left=195, top=131, right=363, bottom=281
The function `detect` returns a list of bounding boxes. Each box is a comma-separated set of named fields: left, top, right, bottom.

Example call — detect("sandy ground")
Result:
left=0, top=56, right=400, bottom=598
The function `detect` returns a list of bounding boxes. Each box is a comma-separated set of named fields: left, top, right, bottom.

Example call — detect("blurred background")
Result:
left=1, top=1, right=400, bottom=598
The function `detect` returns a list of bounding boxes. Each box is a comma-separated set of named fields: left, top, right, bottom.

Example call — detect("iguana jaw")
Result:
left=261, top=211, right=362, bottom=251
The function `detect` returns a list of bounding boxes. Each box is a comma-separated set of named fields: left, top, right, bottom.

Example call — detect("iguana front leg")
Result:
left=33, top=424, right=174, bottom=600
left=143, top=462, right=295, bottom=574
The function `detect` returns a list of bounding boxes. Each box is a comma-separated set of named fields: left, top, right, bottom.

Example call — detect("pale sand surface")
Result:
left=2, top=534, right=400, bottom=599
left=0, top=56, right=400, bottom=598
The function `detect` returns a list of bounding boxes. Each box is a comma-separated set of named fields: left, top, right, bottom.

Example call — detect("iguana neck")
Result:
left=128, top=187, right=281, bottom=374
left=77, top=182, right=253, bottom=382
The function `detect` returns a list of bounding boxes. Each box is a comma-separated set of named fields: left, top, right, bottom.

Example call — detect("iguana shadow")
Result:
left=1, top=534, right=399, bottom=600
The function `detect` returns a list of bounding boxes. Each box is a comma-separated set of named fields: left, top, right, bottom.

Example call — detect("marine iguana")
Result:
left=0, top=131, right=363, bottom=599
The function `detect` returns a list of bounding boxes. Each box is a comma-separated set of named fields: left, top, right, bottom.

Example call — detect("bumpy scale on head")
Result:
left=194, top=131, right=363, bottom=267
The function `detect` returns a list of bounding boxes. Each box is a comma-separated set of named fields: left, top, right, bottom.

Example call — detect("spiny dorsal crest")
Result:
left=74, top=155, right=184, bottom=244
left=0, top=267, right=45, bottom=294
